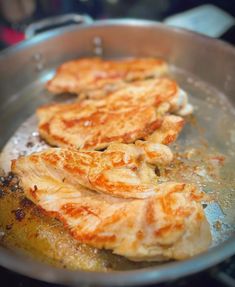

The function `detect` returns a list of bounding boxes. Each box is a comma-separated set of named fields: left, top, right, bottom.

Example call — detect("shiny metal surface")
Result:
left=0, top=19, right=235, bottom=286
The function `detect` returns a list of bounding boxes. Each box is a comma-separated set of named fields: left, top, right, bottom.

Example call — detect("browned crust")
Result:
left=46, top=57, right=168, bottom=95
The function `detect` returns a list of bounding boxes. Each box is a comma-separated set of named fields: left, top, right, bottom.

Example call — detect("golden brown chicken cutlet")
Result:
left=38, top=78, right=190, bottom=150
left=12, top=144, right=211, bottom=261
left=47, top=57, right=168, bottom=99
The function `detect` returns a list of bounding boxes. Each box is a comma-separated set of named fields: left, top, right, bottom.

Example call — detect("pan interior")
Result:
left=0, top=61, right=234, bottom=271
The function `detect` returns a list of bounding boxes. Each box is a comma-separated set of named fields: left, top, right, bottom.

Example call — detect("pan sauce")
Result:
left=0, top=64, right=234, bottom=271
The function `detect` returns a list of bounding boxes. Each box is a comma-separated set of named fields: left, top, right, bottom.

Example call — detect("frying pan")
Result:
left=0, top=15, right=235, bottom=286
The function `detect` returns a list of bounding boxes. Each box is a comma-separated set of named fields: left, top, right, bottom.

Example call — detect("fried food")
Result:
left=0, top=180, right=153, bottom=271
left=38, top=78, right=188, bottom=150
left=47, top=57, right=168, bottom=98
left=12, top=146, right=211, bottom=261
left=13, top=142, right=173, bottom=199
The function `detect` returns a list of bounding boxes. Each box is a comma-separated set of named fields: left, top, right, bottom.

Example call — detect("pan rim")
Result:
left=0, top=236, right=234, bottom=286
left=0, top=18, right=235, bottom=59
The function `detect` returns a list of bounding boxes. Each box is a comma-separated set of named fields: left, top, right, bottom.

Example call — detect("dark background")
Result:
left=0, top=0, right=235, bottom=49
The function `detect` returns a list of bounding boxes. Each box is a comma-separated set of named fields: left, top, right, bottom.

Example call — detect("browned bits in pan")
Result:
left=155, top=166, right=161, bottom=176
left=10, top=184, right=19, bottom=192
left=0, top=189, right=5, bottom=198
left=26, top=141, right=34, bottom=148
left=6, top=224, right=13, bottom=230
left=20, top=197, right=33, bottom=208
left=0, top=172, right=19, bottom=188
left=13, top=208, right=25, bottom=221
left=0, top=176, right=10, bottom=186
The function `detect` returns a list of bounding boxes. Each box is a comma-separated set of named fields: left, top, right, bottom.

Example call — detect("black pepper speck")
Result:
left=202, top=203, right=208, bottom=208
left=6, top=224, right=13, bottom=230
left=14, top=209, right=25, bottom=221
left=10, top=184, right=19, bottom=192
left=7, top=172, right=14, bottom=181
left=20, top=197, right=33, bottom=208
left=26, top=141, right=34, bottom=148
left=155, top=166, right=161, bottom=176
left=0, top=176, right=9, bottom=186
left=0, top=189, right=4, bottom=198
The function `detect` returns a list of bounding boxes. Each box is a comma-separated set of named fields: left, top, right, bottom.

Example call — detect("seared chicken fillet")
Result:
left=46, top=57, right=168, bottom=98
left=12, top=146, right=212, bottom=261
left=14, top=142, right=174, bottom=199
left=38, top=78, right=189, bottom=150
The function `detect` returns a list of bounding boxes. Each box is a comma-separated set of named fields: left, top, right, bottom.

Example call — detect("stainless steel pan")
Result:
left=0, top=16, right=235, bottom=286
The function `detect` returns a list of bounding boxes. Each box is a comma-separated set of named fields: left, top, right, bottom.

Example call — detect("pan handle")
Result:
left=25, top=13, right=93, bottom=39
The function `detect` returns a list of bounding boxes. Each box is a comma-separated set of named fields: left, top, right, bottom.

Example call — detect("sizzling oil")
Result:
left=171, top=66, right=235, bottom=245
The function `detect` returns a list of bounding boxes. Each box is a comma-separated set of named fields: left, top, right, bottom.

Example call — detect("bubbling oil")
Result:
left=170, top=66, right=235, bottom=245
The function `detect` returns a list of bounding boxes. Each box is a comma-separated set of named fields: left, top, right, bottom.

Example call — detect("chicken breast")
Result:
left=46, top=57, right=168, bottom=98
left=12, top=147, right=211, bottom=261
left=87, top=77, right=192, bottom=115
left=13, top=142, right=173, bottom=199
left=38, top=78, right=188, bottom=150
